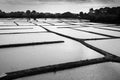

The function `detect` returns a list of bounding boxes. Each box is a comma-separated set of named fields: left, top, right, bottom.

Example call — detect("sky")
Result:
left=0, top=0, right=120, bottom=13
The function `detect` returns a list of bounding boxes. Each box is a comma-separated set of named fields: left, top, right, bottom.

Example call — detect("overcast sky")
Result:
left=0, top=0, right=120, bottom=13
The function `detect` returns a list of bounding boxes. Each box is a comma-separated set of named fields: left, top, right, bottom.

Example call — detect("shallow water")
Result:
left=0, top=21, right=16, bottom=26
left=0, top=18, right=120, bottom=80
left=16, top=62, right=120, bottom=80
left=97, top=27, right=120, bottom=31
left=86, top=39, right=120, bottom=57
left=15, top=22, right=35, bottom=26
left=0, top=33, right=62, bottom=45
left=0, top=26, right=46, bottom=34
left=34, top=22, right=51, bottom=26
left=48, top=28, right=108, bottom=39
left=0, top=35, right=103, bottom=74
left=75, top=27, right=120, bottom=37
left=48, top=22, right=69, bottom=26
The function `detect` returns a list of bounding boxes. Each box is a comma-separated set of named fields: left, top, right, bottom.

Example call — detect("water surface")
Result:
left=86, top=39, right=120, bottom=57
left=16, top=62, right=120, bottom=80
left=75, top=27, right=120, bottom=37
left=0, top=35, right=103, bottom=74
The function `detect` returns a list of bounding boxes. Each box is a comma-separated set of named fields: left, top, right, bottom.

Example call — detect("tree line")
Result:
left=0, top=6, right=120, bottom=23
left=0, top=10, right=78, bottom=18
left=80, top=6, right=120, bottom=24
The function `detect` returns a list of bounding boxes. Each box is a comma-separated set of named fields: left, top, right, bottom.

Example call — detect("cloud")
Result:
left=1, top=0, right=120, bottom=6
left=93, top=0, right=120, bottom=3
left=1, top=0, right=120, bottom=5
left=0, top=0, right=38, bottom=5
left=0, top=0, right=120, bottom=13
left=37, top=0, right=91, bottom=3
left=0, top=0, right=92, bottom=5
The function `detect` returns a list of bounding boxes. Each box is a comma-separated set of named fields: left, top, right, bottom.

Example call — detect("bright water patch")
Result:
left=0, top=22, right=16, bottom=26
left=60, top=19, right=81, bottom=22
left=97, top=27, right=120, bottom=31
left=15, top=22, right=35, bottom=26
left=0, top=26, right=46, bottom=34
left=0, top=18, right=119, bottom=80
left=49, top=22, right=69, bottom=26
left=0, top=33, right=61, bottom=45
left=15, top=62, right=120, bottom=80
left=86, top=39, right=120, bottom=57
left=49, top=28, right=108, bottom=39
left=0, top=36, right=103, bottom=74
left=82, top=23, right=115, bottom=27
left=75, top=27, right=120, bottom=37
left=0, top=26, right=33, bottom=29
left=34, top=22, right=51, bottom=26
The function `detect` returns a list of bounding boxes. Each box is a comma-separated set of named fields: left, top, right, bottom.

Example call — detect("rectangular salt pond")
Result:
left=56, top=25, right=83, bottom=28
left=37, top=19, right=46, bottom=22
left=34, top=22, right=51, bottom=26
left=0, top=26, right=46, bottom=34
left=44, top=19, right=61, bottom=22
left=0, top=27, right=33, bottom=30
left=61, top=19, right=80, bottom=22
left=97, top=27, right=120, bottom=31
left=0, top=26, right=36, bottom=29
left=49, top=22, right=70, bottom=26
left=75, top=27, right=120, bottom=37
left=12, top=18, right=28, bottom=22
left=83, top=23, right=115, bottom=27
left=43, top=25, right=82, bottom=29
left=86, top=39, right=120, bottom=57
left=0, top=22, right=16, bottom=26
left=15, top=22, right=35, bottom=26
left=0, top=33, right=63, bottom=45
left=15, top=62, right=120, bottom=80
left=50, top=28, right=108, bottom=39
left=0, top=36, right=103, bottom=75
left=69, top=22, right=85, bottom=25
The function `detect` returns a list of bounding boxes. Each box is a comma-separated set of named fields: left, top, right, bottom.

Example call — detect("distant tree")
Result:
left=79, top=12, right=83, bottom=18
left=89, top=8, right=94, bottom=14
left=62, top=12, right=76, bottom=18
left=0, top=10, right=6, bottom=18
left=95, top=9, right=100, bottom=15
left=26, top=10, right=31, bottom=21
